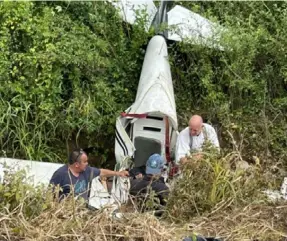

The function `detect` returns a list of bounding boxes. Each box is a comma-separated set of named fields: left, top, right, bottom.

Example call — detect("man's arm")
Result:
left=208, top=127, right=220, bottom=150
left=49, top=171, right=63, bottom=199
left=99, top=169, right=129, bottom=177
left=50, top=170, right=62, bottom=186
left=175, top=131, right=190, bottom=164
left=152, top=182, right=169, bottom=206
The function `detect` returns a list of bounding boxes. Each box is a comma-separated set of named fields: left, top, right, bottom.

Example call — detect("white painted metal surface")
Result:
left=115, top=35, right=178, bottom=167
left=129, top=35, right=177, bottom=129
left=89, top=176, right=117, bottom=209
left=115, top=117, right=135, bottom=165
left=0, top=157, right=62, bottom=186
left=167, top=5, right=223, bottom=48
left=109, top=0, right=157, bottom=31
left=110, top=0, right=223, bottom=47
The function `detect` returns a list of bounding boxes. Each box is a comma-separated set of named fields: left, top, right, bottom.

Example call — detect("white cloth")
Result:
left=175, top=123, right=220, bottom=163
left=88, top=176, right=116, bottom=210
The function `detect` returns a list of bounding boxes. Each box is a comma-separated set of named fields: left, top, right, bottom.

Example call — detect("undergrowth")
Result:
left=1, top=154, right=287, bottom=241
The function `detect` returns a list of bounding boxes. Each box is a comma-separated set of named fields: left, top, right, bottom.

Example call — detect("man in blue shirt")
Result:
left=50, top=149, right=129, bottom=201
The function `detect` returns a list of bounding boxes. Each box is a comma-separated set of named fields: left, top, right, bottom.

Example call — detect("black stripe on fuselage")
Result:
left=116, top=128, right=128, bottom=156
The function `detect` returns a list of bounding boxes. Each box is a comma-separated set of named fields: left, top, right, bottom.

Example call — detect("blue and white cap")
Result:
left=146, top=154, right=164, bottom=175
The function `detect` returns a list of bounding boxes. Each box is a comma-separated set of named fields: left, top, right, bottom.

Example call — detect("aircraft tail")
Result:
left=150, top=0, right=171, bottom=38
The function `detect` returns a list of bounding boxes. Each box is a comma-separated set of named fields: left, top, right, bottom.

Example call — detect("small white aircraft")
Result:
left=112, top=0, right=223, bottom=203
left=0, top=0, right=223, bottom=209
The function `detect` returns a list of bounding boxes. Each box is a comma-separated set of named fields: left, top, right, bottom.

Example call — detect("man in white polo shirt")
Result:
left=176, top=115, right=220, bottom=165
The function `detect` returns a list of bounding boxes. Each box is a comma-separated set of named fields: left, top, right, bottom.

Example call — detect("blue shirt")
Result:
left=49, top=164, right=101, bottom=201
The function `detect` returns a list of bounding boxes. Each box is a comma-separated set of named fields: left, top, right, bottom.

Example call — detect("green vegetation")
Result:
left=0, top=1, right=150, bottom=163
left=0, top=1, right=286, bottom=164
left=166, top=149, right=277, bottom=219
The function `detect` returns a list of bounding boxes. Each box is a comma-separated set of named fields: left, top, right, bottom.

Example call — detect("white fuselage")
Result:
left=115, top=35, right=178, bottom=167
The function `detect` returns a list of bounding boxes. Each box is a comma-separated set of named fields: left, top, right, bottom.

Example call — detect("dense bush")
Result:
left=166, top=150, right=277, bottom=221
left=0, top=1, right=149, bottom=162
left=0, top=1, right=286, bottom=165
left=173, top=1, right=287, bottom=163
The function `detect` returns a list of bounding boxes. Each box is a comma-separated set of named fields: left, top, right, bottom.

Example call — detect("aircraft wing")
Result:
left=109, top=0, right=157, bottom=31
left=167, top=5, right=224, bottom=49
left=109, top=0, right=224, bottom=48
left=0, top=158, right=63, bottom=186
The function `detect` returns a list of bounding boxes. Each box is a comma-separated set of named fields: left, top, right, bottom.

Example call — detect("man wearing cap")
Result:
left=129, top=153, right=169, bottom=206
left=176, top=115, right=220, bottom=165
left=50, top=149, right=129, bottom=201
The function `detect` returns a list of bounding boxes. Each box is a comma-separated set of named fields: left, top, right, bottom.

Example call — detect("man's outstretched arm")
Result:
left=100, top=169, right=129, bottom=177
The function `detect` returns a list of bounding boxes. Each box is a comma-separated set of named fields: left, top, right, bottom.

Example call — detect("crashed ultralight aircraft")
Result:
left=0, top=0, right=223, bottom=209
left=111, top=0, right=223, bottom=203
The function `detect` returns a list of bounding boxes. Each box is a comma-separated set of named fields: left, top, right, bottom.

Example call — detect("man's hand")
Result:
left=116, top=170, right=129, bottom=177
left=179, top=157, right=188, bottom=165
left=100, top=169, right=129, bottom=177
left=135, top=173, right=143, bottom=179
left=192, top=152, right=203, bottom=160
left=179, top=153, right=203, bottom=166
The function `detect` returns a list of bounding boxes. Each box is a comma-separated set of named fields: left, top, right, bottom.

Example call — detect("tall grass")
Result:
left=166, top=150, right=279, bottom=222
left=0, top=98, right=61, bottom=162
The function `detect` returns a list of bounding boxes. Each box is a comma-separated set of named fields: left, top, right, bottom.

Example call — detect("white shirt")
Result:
left=175, top=123, right=220, bottom=163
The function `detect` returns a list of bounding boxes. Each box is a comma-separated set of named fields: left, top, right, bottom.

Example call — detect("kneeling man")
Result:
left=176, top=115, right=220, bottom=165
left=130, top=154, right=169, bottom=206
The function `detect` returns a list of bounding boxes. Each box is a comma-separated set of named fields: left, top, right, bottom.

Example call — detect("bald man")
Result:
left=176, top=115, right=220, bottom=164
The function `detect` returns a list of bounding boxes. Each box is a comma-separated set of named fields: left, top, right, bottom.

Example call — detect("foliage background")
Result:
left=0, top=1, right=286, bottom=167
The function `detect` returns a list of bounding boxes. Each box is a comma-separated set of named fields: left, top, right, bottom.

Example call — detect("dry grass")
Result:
left=0, top=199, right=179, bottom=241
left=164, top=151, right=287, bottom=240
left=0, top=169, right=178, bottom=241
left=1, top=153, right=287, bottom=241
left=183, top=201, right=287, bottom=241
left=1, top=197, right=287, bottom=241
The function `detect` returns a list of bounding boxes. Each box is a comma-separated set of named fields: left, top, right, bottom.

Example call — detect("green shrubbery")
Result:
left=0, top=1, right=150, bottom=162
left=0, top=167, right=53, bottom=218
left=173, top=2, right=287, bottom=163
left=166, top=151, right=277, bottom=221
left=0, top=3, right=287, bottom=239
left=0, top=1, right=286, bottom=165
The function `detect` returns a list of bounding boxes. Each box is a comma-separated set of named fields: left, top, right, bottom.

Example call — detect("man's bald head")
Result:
left=189, top=115, right=203, bottom=136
